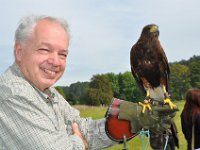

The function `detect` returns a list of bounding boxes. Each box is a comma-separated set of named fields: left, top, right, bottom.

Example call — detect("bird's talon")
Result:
left=164, top=98, right=177, bottom=109
left=139, top=101, right=152, bottom=113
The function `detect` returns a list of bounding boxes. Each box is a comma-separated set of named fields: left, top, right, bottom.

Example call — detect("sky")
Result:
left=0, top=0, right=199, bottom=86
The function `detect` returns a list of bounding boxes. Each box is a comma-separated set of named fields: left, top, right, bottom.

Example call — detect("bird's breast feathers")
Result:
left=148, top=86, right=165, bottom=101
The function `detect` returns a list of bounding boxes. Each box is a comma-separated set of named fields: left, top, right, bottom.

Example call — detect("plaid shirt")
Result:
left=0, top=63, right=115, bottom=150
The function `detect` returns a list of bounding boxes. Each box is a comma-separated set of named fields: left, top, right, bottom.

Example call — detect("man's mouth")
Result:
left=43, top=68, right=56, bottom=76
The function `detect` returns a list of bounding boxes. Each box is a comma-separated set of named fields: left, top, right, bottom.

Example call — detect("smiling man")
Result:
left=0, top=15, right=92, bottom=150
left=15, top=18, right=68, bottom=92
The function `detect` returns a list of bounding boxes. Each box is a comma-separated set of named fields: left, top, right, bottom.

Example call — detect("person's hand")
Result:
left=72, top=123, right=88, bottom=150
left=118, top=101, right=178, bottom=133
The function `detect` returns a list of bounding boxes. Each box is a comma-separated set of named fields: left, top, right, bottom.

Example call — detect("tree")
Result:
left=106, top=72, right=120, bottom=97
left=189, top=60, right=200, bottom=88
left=55, top=86, right=75, bottom=104
left=69, top=82, right=89, bottom=104
left=169, top=64, right=191, bottom=100
left=117, top=71, right=143, bottom=102
left=86, top=74, right=113, bottom=106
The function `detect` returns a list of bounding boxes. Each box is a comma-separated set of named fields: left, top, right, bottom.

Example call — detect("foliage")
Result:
left=69, top=82, right=89, bottom=104
left=106, top=72, right=120, bottom=97
left=60, top=82, right=89, bottom=104
left=86, top=74, right=113, bottom=106
left=118, top=71, right=143, bottom=102
left=178, top=55, right=200, bottom=66
left=169, top=64, right=191, bottom=100
left=189, top=60, right=200, bottom=88
left=106, top=72, right=144, bottom=102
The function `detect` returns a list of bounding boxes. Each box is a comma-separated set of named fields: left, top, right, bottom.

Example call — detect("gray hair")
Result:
left=14, top=14, right=71, bottom=47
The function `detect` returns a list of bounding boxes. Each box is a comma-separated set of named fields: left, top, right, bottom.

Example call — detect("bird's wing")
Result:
left=130, top=45, right=146, bottom=94
left=160, top=47, right=170, bottom=92
left=131, top=66, right=146, bottom=94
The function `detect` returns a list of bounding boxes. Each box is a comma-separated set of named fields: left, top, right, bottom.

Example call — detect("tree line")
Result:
left=55, top=55, right=200, bottom=106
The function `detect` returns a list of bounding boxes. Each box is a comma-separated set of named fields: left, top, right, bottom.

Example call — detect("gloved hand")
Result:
left=118, top=101, right=178, bottom=134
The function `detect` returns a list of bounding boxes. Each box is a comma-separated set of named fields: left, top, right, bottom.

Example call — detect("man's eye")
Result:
left=59, top=53, right=67, bottom=59
left=38, top=48, right=50, bottom=54
left=38, top=48, right=49, bottom=51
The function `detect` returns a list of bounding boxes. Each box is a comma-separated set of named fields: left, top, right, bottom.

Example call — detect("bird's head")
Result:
left=141, top=24, right=159, bottom=39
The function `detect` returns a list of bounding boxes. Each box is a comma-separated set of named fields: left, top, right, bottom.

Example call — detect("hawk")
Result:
left=130, top=24, right=176, bottom=112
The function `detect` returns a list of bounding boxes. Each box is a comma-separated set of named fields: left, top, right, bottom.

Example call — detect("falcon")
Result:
left=130, top=24, right=176, bottom=113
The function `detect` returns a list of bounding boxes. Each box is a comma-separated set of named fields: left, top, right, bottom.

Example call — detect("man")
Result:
left=0, top=15, right=177, bottom=150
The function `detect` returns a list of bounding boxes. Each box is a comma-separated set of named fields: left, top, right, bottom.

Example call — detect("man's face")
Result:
left=15, top=20, right=69, bottom=91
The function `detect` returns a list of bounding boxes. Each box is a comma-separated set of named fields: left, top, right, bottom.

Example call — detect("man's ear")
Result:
left=15, top=42, right=23, bottom=62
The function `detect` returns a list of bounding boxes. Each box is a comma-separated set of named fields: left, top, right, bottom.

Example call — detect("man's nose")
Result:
left=47, top=52, right=60, bottom=65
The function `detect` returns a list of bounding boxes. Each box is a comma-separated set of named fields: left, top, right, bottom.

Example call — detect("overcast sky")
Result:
left=0, top=0, right=199, bottom=86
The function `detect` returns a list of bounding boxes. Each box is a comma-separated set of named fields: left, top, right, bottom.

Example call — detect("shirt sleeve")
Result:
left=48, top=87, right=117, bottom=150
left=0, top=94, right=85, bottom=150
left=61, top=98, right=116, bottom=150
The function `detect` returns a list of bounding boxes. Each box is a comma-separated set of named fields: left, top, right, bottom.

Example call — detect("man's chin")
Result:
left=40, top=75, right=61, bottom=88
left=41, top=80, right=57, bottom=89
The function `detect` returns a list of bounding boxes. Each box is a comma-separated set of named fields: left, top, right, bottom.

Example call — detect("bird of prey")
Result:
left=130, top=24, right=176, bottom=113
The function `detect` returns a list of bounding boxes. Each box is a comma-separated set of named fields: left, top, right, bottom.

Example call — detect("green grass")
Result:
left=74, top=100, right=187, bottom=150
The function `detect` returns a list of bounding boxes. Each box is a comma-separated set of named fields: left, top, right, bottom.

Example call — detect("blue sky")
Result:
left=0, top=0, right=199, bottom=86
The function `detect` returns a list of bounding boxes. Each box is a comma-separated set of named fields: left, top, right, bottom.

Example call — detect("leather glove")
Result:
left=118, top=101, right=178, bottom=134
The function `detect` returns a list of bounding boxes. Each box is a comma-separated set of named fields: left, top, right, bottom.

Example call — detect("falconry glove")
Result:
left=118, top=100, right=178, bottom=133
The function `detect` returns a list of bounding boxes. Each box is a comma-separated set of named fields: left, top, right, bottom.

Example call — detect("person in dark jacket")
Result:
left=181, top=88, right=200, bottom=150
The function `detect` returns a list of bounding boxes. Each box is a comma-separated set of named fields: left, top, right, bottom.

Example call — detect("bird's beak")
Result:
left=150, top=25, right=159, bottom=33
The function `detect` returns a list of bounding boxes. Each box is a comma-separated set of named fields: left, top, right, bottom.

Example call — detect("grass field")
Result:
left=74, top=100, right=187, bottom=150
